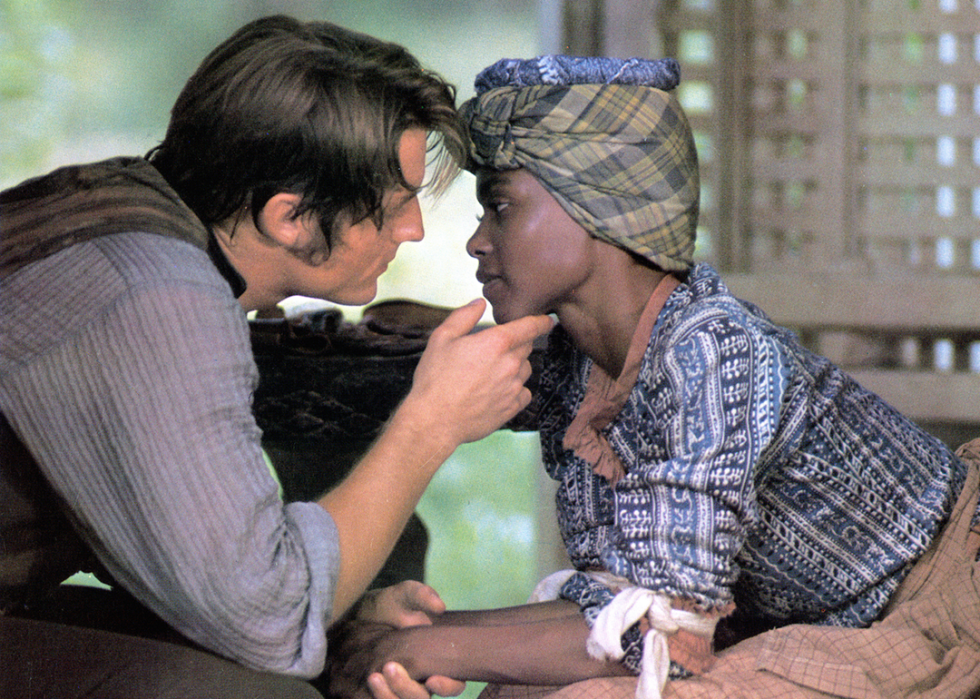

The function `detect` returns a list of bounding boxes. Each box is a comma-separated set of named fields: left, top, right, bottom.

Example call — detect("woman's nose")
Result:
left=466, top=220, right=490, bottom=259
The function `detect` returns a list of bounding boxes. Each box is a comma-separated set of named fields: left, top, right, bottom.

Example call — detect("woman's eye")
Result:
left=476, top=201, right=510, bottom=222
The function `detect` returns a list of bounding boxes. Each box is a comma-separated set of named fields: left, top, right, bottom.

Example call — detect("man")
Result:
left=0, top=15, right=552, bottom=698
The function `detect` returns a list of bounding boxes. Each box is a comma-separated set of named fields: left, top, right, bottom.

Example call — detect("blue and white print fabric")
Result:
left=473, top=55, right=681, bottom=94
left=537, top=263, right=967, bottom=634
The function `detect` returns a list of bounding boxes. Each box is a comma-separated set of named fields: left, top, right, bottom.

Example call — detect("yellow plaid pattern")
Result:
left=462, top=84, right=699, bottom=272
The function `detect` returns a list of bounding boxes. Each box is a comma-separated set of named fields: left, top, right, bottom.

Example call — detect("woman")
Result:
left=331, top=55, right=979, bottom=699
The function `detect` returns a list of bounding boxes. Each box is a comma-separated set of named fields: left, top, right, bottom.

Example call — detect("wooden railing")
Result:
left=725, top=272, right=980, bottom=433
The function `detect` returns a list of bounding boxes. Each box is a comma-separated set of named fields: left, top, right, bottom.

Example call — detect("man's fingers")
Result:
left=366, top=671, right=401, bottom=699
left=431, top=299, right=486, bottom=340
left=394, top=610, right=434, bottom=628
left=406, top=582, right=446, bottom=616
left=379, top=662, right=433, bottom=699
left=518, top=357, right=534, bottom=384
left=365, top=664, right=466, bottom=699
left=497, top=313, right=555, bottom=347
left=445, top=308, right=552, bottom=354
left=517, top=385, right=533, bottom=411
left=425, top=676, right=467, bottom=697
left=361, top=581, right=447, bottom=628
left=388, top=581, right=444, bottom=628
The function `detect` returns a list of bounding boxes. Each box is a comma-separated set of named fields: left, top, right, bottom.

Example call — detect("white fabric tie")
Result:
left=530, top=570, right=717, bottom=699
left=589, top=586, right=717, bottom=699
left=528, top=569, right=578, bottom=603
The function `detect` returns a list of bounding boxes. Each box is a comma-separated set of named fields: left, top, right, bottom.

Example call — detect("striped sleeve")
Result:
left=0, top=234, right=339, bottom=676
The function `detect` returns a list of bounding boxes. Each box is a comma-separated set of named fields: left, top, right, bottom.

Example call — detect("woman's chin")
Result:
left=491, top=303, right=536, bottom=325
left=489, top=304, right=513, bottom=325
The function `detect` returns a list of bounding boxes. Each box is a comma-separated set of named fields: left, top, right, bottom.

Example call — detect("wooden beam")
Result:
left=602, top=0, right=655, bottom=58
left=849, top=369, right=980, bottom=423
left=562, top=0, right=603, bottom=56
left=724, top=272, right=980, bottom=333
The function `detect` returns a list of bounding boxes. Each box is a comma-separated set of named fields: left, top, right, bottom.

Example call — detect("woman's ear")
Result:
left=257, top=193, right=316, bottom=251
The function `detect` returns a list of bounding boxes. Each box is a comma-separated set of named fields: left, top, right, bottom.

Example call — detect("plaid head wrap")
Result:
left=462, top=55, right=698, bottom=272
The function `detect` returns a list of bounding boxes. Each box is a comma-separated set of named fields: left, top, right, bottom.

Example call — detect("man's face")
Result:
left=467, top=168, right=600, bottom=324
left=300, top=127, right=428, bottom=305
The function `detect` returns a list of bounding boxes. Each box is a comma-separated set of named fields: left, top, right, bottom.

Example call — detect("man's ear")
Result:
left=257, top=193, right=315, bottom=251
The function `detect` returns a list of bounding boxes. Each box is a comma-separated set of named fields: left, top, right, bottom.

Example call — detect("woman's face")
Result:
left=466, top=168, right=601, bottom=324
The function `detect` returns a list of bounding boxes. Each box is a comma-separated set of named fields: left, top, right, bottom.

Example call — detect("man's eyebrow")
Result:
left=387, top=187, right=419, bottom=214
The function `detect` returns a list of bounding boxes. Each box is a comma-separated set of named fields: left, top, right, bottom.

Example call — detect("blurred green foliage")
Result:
left=416, top=430, right=542, bottom=699
left=417, top=431, right=541, bottom=611
left=1, top=0, right=70, bottom=184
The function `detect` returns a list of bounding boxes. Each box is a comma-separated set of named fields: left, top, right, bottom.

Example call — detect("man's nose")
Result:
left=393, top=198, right=424, bottom=243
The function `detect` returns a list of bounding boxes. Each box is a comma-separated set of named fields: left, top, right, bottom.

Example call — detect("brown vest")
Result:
left=0, top=156, right=208, bottom=279
left=0, top=158, right=209, bottom=610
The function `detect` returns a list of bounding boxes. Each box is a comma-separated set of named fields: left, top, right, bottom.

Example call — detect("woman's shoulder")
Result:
left=654, top=265, right=762, bottom=347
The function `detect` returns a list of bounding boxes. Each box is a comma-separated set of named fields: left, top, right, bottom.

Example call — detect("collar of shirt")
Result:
left=562, top=273, right=681, bottom=485
left=206, top=232, right=247, bottom=299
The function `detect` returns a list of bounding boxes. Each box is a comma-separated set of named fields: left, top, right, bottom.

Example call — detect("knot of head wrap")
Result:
left=462, top=55, right=698, bottom=272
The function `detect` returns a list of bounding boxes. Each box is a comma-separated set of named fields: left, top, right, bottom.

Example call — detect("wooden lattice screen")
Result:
left=647, top=0, right=980, bottom=443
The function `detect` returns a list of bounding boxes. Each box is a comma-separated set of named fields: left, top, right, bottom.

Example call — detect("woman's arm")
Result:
left=397, top=613, right=634, bottom=684
left=434, top=599, right=583, bottom=627
left=332, top=603, right=633, bottom=693
left=353, top=588, right=579, bottom=630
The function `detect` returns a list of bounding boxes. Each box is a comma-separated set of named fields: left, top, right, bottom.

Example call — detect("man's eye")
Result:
left=389, top=192, right=417, bottom=215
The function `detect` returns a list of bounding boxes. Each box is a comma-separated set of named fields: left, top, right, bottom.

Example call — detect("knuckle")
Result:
left=484, top=328, right=510, bottom=354
left=427, top=325, right=449, bottom=344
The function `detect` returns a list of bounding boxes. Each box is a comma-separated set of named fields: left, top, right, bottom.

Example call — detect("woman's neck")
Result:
left=557, top=259, right=667, bottom=378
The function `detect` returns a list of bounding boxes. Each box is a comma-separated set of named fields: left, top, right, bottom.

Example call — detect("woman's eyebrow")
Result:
left=476, top=172, right=507, bottom=202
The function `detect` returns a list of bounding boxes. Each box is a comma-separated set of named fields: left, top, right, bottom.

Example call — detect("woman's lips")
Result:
left=480, top=276, right=503, bottom=300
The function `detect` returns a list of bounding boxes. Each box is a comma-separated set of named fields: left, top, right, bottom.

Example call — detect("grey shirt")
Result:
left=0, top=231, right=340, bottom=677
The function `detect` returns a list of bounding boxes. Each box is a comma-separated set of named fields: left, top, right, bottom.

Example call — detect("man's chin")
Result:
left=328, top=284, right=378, bottom=307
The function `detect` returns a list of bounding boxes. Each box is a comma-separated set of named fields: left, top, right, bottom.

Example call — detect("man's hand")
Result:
left=366, top=662, right=465, bottom=699
left=330, top=583, right=465, bottom=699
left=328, top=622, right=465, bottom=699
left=356, top=581, right=447, bottom=629
left=404, top=298, right=553, bottom=447
left=319, top=302, right=551, bottom=621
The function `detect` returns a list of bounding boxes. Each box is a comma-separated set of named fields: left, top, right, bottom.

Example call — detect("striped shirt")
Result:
left=0, top=160, right=339, bottom=677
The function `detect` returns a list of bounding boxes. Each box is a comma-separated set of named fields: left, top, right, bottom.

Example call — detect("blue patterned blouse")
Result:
left=538, top=264, right=967, bottom=643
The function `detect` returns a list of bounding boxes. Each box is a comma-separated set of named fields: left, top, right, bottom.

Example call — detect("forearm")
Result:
left=388, top=613, right=632, bottom=685
left=321, top=304, right=551, bottom=619
left=319, top=395, right=457, bottom=619
left=434, top=600, right=582, bottom=627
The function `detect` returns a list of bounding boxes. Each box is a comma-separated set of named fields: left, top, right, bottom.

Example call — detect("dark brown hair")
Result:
left=147, top=15, right=464, bottom=255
